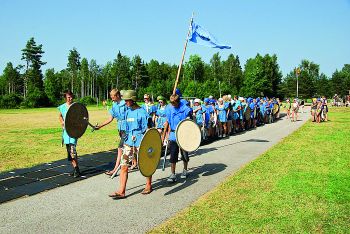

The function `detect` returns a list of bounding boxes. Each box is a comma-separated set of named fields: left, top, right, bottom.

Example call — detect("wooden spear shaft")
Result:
left=172, top=14, right=194, bottom=95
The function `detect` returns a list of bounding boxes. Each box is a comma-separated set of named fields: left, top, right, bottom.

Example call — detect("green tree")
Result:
left=298, top=60, right=319, bottom=98
left=67, top=48, right=81, bottom=94
left=2, top=62, right=21, bottom=95
left=210, top=52, right=223, bottom=82
left=80, top=58, right=89, bottom=97
left=222, top=54, right=243, bottom=94
left=44, top=68, right=62, bottom=105
left=184, top=55, right=205, bottom=82
left=21, top=37, right=46, bottom=98
left=111, top=51, right=131, bottom=90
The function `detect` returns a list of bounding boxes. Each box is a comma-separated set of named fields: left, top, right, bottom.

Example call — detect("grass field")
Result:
left=0, top=106, right=118, bottom=172
left=150, top=107, right=350, bottom=233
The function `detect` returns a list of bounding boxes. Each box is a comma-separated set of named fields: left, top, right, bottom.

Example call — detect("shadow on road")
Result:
left=0, top=149, right=117, bottom=204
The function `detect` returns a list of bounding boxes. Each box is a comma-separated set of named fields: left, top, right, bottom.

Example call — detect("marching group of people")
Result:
left=58, top=88, right=285, bottom=199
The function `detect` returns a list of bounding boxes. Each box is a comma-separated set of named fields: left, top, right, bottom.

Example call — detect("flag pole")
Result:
left=172, top=13, right=194, bottom=95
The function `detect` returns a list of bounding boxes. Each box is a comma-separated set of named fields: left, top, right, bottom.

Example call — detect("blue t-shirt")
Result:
left=124, top=107, right=148, bottom=147
left=58, top=103, right=77, bottom=145
left=249, top=102, right=256, bottom=118
left=155, top=105, right=167, bottom=129
left=141, top=103, right=156, bottom=118
left=193, top=105, right=206, bottom=126
left=109, top=100, right=128, bottom=131
left=203, top=104, right=214, bottom=126
left=165, top=102, right=192, bottom=141
left=215, top=104, right=227, bottom=123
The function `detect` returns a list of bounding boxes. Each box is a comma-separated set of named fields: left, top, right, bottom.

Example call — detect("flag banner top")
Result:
left=189, top=21, right=231, bottom=49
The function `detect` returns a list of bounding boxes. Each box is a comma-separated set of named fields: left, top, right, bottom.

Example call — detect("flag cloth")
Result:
left=189, top=21, right=231, bottom=49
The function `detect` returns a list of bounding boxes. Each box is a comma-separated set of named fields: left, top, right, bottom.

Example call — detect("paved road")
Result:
left=0, top=110, right=309, bottom=234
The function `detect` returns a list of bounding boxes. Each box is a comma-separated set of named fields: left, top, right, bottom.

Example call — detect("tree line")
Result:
left=0, top=37, right=349, bottom=108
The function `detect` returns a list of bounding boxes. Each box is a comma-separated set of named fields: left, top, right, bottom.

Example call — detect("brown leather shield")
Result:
left=244, top=106, right=251, bottom=121
left=138, top=128, right=162, bottom=177
left=64, top=102, right=89, bottom=138
left=176, top=119, right=201, bottom=152
left=273, top=103, right=279, bottom=115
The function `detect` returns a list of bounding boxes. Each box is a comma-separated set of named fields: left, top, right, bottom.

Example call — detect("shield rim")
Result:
left=175, top=119, right=201, bottom=152
left=137, top=128, right=162, bottom=177
left=64, top=102, right=89, bottom=139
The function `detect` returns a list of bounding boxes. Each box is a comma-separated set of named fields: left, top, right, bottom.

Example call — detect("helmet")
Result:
left=122, top=90, right=137, bottom=101
left=156, top=95, right=165, bottom=101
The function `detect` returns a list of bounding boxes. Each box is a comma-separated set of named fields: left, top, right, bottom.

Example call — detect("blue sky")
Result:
left=0, top=0, right=349, bottom=77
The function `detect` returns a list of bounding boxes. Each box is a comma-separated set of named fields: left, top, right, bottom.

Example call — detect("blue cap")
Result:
left=204, top=98, right=209, bottom=103
left=175, top=88, right=182, bottom=97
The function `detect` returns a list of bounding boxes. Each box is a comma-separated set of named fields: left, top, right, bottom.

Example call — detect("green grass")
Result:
left=0, top=106, right=119, bottom=172
left=150, top=107, right=350, bottom=233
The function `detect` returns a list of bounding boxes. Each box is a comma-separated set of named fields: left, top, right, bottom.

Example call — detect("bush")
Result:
left=0, top=93, right=23, bottom=109
left=21, top=88, right=50, bottom=108
left=79, top=96, right=96, bottom=105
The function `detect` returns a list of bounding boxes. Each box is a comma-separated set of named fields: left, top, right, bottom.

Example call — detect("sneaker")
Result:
left=167, top=173, right=176, bottom=183
left=180, top=170, right=188, bottom=179
left=223, top=134, right=226, bottom=138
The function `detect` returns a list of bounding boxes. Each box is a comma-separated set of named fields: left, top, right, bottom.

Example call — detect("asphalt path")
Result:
left=0, top=110, right=309, bottom=234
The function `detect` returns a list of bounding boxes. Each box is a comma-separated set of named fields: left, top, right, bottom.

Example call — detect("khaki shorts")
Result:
left=121, top=145, right=138, bottom=166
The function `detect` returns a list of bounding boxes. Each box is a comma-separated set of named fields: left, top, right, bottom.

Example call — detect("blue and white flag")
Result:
left=189, top=21, right=231, bottom=49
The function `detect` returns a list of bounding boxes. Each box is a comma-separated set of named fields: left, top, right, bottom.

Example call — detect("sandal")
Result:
left=108, top=192, right=124, bottom=198
left=112, top=194, right=127, bottom=200
left=105, top=171, right=113, bottom=176
left=141, top=188, right=153, bottom=195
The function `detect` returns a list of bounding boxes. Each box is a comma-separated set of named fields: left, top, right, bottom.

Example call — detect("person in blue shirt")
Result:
left=109, top=90, right=152, bottom=199
left=96, top=89, right=128, bottom=176
left=58, top=90, right=80, bottom=178
left=192, top=98, right=206, bottom=128
left=203, top=98, right=216, bottom=139
left=215, top=98, right=228, bottom=137
left=142, top=94, right=156, bottom=128
left=163, top=94, right=193, bottom=183
left=155, top=95, right=167, bottom=134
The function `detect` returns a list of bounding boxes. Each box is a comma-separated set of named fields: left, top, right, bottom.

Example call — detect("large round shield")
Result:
left=138, top=128, right=162, bottom=177
left=176, top=119, right=201, bottom=152
left=65, top=102, right=89, bottom=138
left=244, top=107, right=251, bottom=121
left=272, top=104, right=279, bottom=115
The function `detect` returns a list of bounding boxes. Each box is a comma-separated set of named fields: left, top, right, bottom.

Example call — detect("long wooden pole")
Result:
left=172, top=13, right=194, bottom=95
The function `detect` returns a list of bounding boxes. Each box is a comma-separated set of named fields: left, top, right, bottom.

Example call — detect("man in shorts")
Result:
left=58, top=90, right=81, bottom=178
left=96, top=89, right=127, bottom=176
left=163, top=94, right=193, bottom=182
left=109, top=90, right=151, bottom=199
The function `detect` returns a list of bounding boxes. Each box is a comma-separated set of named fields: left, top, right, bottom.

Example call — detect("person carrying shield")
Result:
left=163, top=94, right=193, bottom=182
left=58, top=90, right=81, bottom=178
left=109, top=90, right=152, bottom=199
left=95, top=89, right=127, bottom=176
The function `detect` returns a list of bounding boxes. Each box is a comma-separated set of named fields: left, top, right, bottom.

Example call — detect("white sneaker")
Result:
left=180, top=170, right=188, bottom=179
left=167, top=173, right=177, bottom=183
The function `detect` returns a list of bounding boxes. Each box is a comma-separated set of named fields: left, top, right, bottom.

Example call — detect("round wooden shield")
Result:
left=64, top=102, right=89, bottom=138
left=272, top=104, right=279, bottom=115
left=176, top=119, right=201, bottom=152
left=244, top=107, right=251, bottom=121
left=138, top=128, right=162, bottom=177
